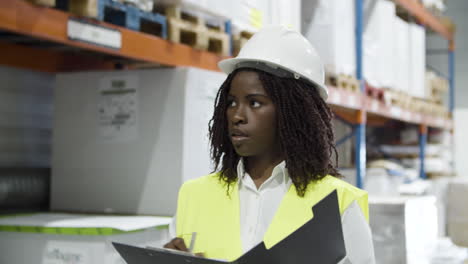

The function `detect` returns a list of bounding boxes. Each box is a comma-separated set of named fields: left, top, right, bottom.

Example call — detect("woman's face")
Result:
left=226, top=71, right=280, bottom=158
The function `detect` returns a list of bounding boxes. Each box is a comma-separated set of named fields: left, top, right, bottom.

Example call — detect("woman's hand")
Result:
left=163, top=238, right=205, bottom=257
left=163, top=237, right=189, bottom=251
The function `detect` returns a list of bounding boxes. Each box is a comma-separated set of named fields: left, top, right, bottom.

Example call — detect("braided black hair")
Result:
left=208, top=68, right=340, bottom=197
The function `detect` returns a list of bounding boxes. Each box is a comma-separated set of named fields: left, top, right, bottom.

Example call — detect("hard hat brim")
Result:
left=218, top=58, right=328, bottom=100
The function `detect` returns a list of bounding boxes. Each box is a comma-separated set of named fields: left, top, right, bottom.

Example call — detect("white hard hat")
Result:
left=218, top=25, right=328, bottom=99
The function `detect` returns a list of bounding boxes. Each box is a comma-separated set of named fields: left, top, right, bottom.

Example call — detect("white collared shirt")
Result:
left=236, top=159, right=292, bottom=253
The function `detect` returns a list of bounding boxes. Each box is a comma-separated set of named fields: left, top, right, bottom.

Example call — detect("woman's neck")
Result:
left=244, top=154, right=284, bottom=189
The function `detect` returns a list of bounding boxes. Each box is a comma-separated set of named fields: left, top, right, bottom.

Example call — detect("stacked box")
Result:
left=118, top=0, right=153, bottom=12
left=0, top=66, right=53, bottom=168
left=269, top=0, right=301, bottom=32
left=426, top=70, right=449, bottom=103
left=52, top=68, right=226, bottom=216
left=155, top=0, right=274, bottom=33
left=370, top=196, right=438, bottom=264
left=409, top=23, right=426, bottom=98
left=0, top=213, right=170, bottom=264
left=363, top=0, right=382, bottom=87
left=302, top=0, right=356, bottom=77
left=377, top=0, right=397, bottom=89
left=447, top=179, right=468, bottom=247
left=230, top=0, right=271, bottom=32
left=395, top=17, right=411, bottom=92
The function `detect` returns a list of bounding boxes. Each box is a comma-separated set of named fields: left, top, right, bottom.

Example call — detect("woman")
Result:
left=164, top=26, right=375, bottom=263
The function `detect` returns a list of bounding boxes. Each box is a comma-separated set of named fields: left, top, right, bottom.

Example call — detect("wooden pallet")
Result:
left=205, top=29, right=230, bottom=56
left=409, top=97, right=449, bottom=117
left=166, top=17, right=205, bottom=50
left=365, top=85, right=384, bottom=102
left=233, top=31, right=253, bottom=56
left=383, top=89, right=412, bottom=109
left=26, top=0, right=55, bottom=7
left=58, top=0, right=167, bottom=38
left=326, top=73, right=360, bottom=92
left=408, top=97, right=426, bottom=112
left=162, top=5, right=230, bottom=56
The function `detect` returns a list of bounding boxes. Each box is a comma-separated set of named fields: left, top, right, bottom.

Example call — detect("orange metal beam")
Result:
left=394, top=0, right=453, bottom=41
left=449, top=39, right=456, bottom=51
left=0, top=41, right=61, bottom=73
left=419, top=124, right=428, bottom=134
left=0, top=0, right=226, bottom=72
left=356, top=109, right=367, bottom=124
left=0, top=41, right=117, bottom=72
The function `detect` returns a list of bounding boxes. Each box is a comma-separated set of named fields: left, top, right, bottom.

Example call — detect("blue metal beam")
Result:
left=355, top=0, right=364, bottom=83
left=225, top=20, right=233, bottom=56
left=449, top=50, right=455, bottom=112
left=419, top=126, right=427, bottom=179
left=355, top=123, right=366, bottom=188
left=355, top=0, right=366, bottom=189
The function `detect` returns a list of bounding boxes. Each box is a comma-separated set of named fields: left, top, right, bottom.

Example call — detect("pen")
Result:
left=188, top=232, right=197, bottom=253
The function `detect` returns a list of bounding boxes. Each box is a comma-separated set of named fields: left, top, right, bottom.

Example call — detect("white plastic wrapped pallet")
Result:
left=363, top=0, right=382, bottom=87
left=410, top=23, right=427, bottom=98
left=377, top=0, right=397, bottom=89
left=269, top=0, right=301, bottom=32
left=0, top=66, right=53, bottom=167
left=370, top=196, right=438, bottom=264
left=230, top=0, right=271, bottom=32
left=302, top=0, right=356, bottom=76
left=447, top=178, right=468, bottom=247
left=0, top=214, right=170, bottom=264
left=395, top=17, right=411, bottom=92
left=52, top=68, right=226, bottom=216
left=154, top=0, right=233, bottom=20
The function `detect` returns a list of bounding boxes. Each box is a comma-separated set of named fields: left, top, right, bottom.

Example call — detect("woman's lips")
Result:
left=230, top=129, right=249, bottom=143
left=231, top=135, right=249, bottom=142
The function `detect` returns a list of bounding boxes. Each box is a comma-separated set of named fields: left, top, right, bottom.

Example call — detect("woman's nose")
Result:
left=232, top=105, right=247, bottom=125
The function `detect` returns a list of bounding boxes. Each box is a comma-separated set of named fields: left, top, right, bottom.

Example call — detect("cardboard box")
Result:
left=370, top=196, right=438, bottom=264
left=447, top=179, right=468, bottom=247
left=0, top=213, right=170, bottom=264
left=302, top=0, right=356, bottom=76
left=52, top=68, right=226, bottom=216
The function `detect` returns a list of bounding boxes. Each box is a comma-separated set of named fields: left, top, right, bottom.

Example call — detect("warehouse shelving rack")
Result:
left=0, top=0, right=455, bottom=188
left=344, top=0, right=456, bottom=187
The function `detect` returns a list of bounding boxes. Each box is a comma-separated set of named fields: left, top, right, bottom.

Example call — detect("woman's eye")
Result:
left=228, top=100, right=237, bottom=107
left=250, top=101, right=261, bottom=108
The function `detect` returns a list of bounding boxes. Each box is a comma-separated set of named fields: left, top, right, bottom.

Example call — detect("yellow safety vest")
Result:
left=176, top=173, right=369, bottom=261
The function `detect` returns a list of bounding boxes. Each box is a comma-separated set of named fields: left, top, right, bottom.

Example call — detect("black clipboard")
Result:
left=112, top=190, right=346, bottom=264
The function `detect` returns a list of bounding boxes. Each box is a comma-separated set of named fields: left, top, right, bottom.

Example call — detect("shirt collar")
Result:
left=236, top=158, right=291, bottom=192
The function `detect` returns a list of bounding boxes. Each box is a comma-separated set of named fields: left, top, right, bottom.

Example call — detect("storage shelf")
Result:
left=328, top=87, right=453, bottom=129
left=394, top=0, right=454, bottom=43
left=0, top=0, right=227, bottom=72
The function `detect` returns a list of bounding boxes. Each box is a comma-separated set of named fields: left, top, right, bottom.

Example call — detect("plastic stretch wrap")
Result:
left=447, top=179, right=468, bottom=248
left=52, top=68, right=226, bottom=216
left=395, top=17, right=411, bottom=92
left=370, top=196, right=438, bottom=264
left=409, top=23, right=426, bottom=98
left=302, top=0, right=356, bottom=76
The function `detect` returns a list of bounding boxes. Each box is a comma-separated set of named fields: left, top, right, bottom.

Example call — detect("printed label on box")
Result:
left=98, top=76, right=139, bottom=141
left=42, top=241, right=91, bottom=264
